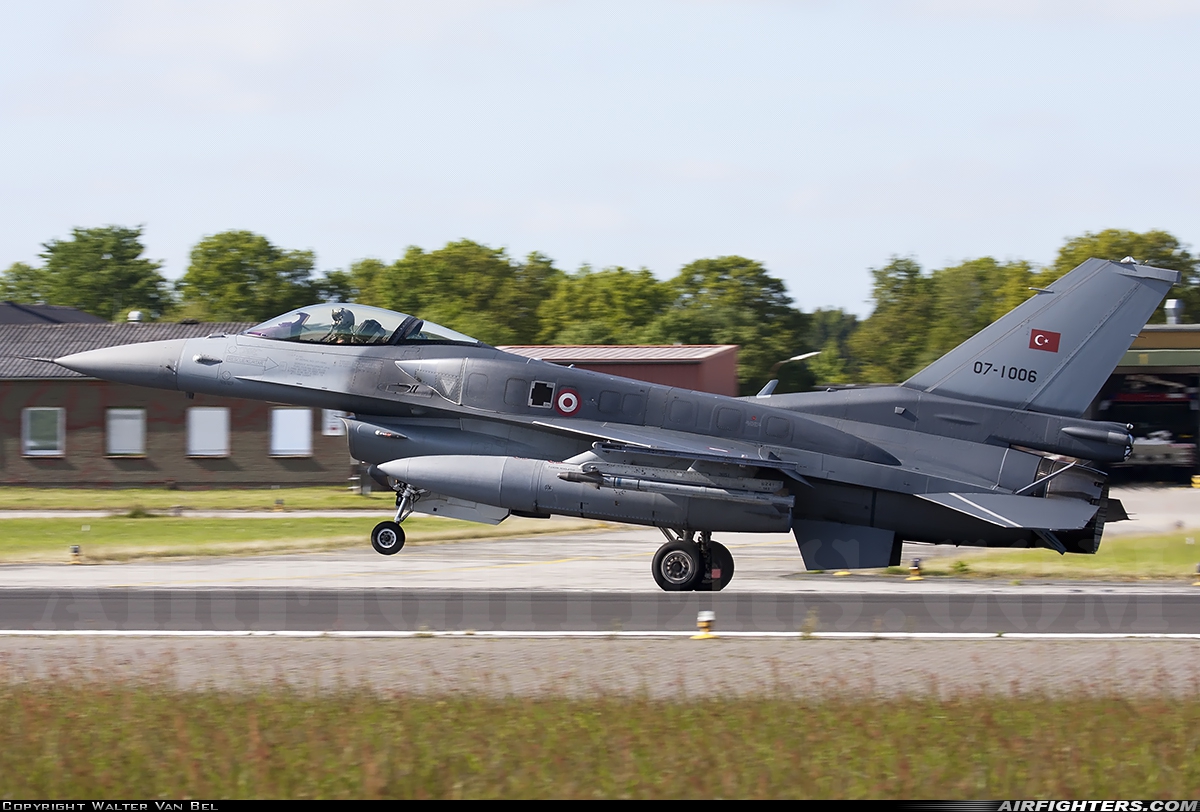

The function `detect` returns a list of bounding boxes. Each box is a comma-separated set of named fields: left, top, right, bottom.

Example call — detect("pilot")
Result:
left=327, top=307, right=356, bottom=343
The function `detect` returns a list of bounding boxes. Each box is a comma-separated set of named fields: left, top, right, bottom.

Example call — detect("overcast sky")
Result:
left=2, top=1, right=1198, bottom=316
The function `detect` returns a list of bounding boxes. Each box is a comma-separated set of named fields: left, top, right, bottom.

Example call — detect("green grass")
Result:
left=0, top=682, right=1197, bottom=798
left=0, top=485, right=389, bottom=511
left=918, top=532, right=1200, bottom=580
left=0, top=516, right=604, bottom=563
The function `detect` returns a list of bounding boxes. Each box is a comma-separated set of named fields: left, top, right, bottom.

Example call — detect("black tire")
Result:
left=651, top=539, right=703, bottom=591
left=697, top=540, right=734, bottom=592
left=371, top=521, right=405, bottom=555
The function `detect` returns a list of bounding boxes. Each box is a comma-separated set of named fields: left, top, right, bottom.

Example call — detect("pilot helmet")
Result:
left=331, top=307, right=354, bottom=327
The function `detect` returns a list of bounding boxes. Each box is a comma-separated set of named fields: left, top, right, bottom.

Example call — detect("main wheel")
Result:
left=695, top=541, right=735, bottom=592
left=371, top=521, right=405, bottom=555
left=651, top=539, right=703, bottom=591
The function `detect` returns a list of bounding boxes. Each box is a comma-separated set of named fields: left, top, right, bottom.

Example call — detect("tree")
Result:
left=805, top=308, right=859, bottom=385
left=846, top=257, right=934, bottom=383
left=924, top=258, right=1034, bottom=361
left=348, top=241, right=564, bottom=345
left=0, top=226, right=170, bottom=321
left=412, top=241, right=563, bottom=344
left=1045, top=229, right=1199, bottom=322
left=0, top=262, right=44, bottom=303
left=642, top=256, right=808, bottom=395
left=177, top=231, right=317, bottom=322
left=536, top=265, right=671, bottom=344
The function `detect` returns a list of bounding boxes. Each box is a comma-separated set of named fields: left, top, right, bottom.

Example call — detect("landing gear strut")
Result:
left=651, top=529, right=735, bottom=592
left=370, top=483, right=423, bottom=556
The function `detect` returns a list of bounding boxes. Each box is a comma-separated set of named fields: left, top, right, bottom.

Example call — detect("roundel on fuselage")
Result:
left=554, top=387, right=581, bottom=416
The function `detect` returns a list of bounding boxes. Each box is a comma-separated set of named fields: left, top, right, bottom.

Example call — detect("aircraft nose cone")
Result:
left=55, top=339, right=187, bottom=390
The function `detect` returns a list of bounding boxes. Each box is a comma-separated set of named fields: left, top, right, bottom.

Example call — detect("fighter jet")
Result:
left=55, top=258, right=1177, bottom=591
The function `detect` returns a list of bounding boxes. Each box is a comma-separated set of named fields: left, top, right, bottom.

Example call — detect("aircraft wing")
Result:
left=522, top=415, right=898, bottom=470
left=531, top=417, right=780, bottom=462
left=916, top=492, right=1098, bottom=530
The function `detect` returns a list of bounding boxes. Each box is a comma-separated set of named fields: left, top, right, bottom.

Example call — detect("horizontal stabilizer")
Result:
left=917, top=492, right=1098, bottom=530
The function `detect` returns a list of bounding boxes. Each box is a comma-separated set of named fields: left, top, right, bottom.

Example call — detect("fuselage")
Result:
left=55, top=302, right=1125, bottom=554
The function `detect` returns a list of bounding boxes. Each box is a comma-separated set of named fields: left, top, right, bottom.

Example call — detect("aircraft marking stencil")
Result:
left=55, top=258, right=1178, bottom=591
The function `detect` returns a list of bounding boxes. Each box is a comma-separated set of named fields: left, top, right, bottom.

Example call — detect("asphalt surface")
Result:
left=1, top=588, right=1196, bottom=634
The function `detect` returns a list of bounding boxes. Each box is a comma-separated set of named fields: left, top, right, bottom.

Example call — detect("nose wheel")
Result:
left=370, top=482, right=422, bottom=556
left=652, top=530, right=735, bottom=592
left=371, top=521, right=405, bottom=555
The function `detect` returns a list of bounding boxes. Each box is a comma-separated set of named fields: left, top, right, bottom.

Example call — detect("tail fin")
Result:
left=903, top=258, right=1179, bottom=417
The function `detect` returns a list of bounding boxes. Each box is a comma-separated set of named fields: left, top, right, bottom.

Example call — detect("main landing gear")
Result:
left=652, top=529, right=734, bottom=592
left=371, top=483, right=422, bottom=556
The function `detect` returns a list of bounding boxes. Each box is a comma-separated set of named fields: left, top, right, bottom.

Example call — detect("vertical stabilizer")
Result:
left=903, top=258, right=1179, bottom=417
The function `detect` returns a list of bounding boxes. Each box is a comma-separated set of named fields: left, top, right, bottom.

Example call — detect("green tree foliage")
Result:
left=846, top=257, right=934, bottom=383
left=924, top=258, right=1034, bottom=361
left=536, top=266, right=671, bottom=344
left=841, top=229, right=1197, bottom=384
left=0, top=226, right=170, bottom=321
left=1045, top=229, right=1198, bottom=322
left=314, top=268, right=355, bottom=304
left=805, top=308, right=859, bottom=385
left=0, top=262, right=43, bottom=303
left=642, top=256, right=808, bottom=395
left=348, top=241, right=563, bottom=345
left=177, top=231, right=318, bottom=322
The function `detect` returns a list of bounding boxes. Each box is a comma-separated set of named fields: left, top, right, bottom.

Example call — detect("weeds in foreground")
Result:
left=0, top=680, right=1198, bottom=798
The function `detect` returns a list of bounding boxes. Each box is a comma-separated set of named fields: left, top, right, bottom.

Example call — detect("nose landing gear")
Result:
left=370, top=483, right=423, bottom=556
left=652, top=529, right=735, bottom=592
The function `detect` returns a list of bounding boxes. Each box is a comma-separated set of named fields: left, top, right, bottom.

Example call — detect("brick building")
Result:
left=0, top=322, right=355, bottom=488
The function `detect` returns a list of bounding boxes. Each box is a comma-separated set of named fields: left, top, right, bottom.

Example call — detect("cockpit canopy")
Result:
left=243, top=304, right=481, bottom=346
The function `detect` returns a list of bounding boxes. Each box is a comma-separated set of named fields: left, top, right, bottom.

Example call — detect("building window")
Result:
left=22, top=407, right=65, bottom=457
left=187, top=407, right=229, bottom=457
left=271, top=408, right=313, bottom=457
left=106, top=409, right=146, bottom=456
left=321, top=409, right=348, bottom=436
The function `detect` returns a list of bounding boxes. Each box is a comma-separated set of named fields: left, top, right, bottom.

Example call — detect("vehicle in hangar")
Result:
left=55, top=258, right=1178, bottom=591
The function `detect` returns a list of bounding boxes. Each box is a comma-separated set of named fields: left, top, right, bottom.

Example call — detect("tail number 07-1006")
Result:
left=972, top=361, right=1037, bottom=383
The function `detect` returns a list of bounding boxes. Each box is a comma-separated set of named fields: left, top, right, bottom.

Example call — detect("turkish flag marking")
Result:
left=1029, top=329, right=1061, bottom=352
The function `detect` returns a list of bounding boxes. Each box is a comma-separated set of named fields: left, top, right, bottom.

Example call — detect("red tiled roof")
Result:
left=498, top=345, right=737, bottom=363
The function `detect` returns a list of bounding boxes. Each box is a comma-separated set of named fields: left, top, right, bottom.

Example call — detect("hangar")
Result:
left=1091, top=320, right=1200, bottom=477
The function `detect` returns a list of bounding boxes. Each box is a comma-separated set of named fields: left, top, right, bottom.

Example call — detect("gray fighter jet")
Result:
left=55, top=258, right=1178, bottom=591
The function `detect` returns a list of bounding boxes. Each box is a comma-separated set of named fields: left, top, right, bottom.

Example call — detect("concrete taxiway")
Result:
left=1, top=588, right=1198, bottom=634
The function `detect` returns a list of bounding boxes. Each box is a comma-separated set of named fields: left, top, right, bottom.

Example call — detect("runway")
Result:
left=2, top=588, right=1198, bottom=635
left=1, top=514, right=1198, bottom=697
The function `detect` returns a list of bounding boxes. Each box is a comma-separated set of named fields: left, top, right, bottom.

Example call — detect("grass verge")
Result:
left=0, top=681, right=1197, bottom=798
left=913, top=532, right=1200, bottom=580
left=0, top=486, right=390, bottom=511
left=0, top=516, right=606, bottom=563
